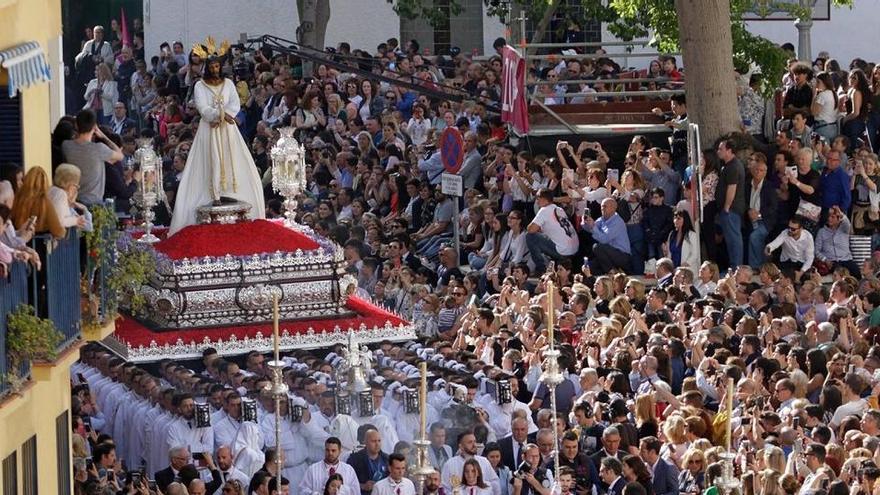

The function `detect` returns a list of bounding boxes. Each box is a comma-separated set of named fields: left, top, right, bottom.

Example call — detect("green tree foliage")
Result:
left=390, top=0, right=852, bottom=98
left=389, top=0, right=464, bottom=28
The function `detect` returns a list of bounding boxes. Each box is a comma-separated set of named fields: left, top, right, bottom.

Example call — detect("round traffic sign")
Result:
left=439, top=127, right=464, bottom=173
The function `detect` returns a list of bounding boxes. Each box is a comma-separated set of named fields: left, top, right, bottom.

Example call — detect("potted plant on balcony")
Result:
left=109, top=239, right=157, bottom=316
left=4, top=304, right=63, bottom=393
left=82, top=203, right=119, bottom=327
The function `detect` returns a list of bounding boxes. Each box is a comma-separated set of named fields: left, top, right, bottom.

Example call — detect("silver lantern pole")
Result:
left=413, top=361, right=435, bottom=495
left=715, top=378, right=739, bottom=495
left=540, top=281, right=563, bottom=476
left=265, top=294, right=288, bottom=477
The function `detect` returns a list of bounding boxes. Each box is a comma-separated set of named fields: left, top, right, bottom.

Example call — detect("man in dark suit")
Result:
left=346, top=428, right=389, bottom=495
left=590, top=426, right=626, bottom=494
left=108, top=102, right=137, bottom=137
left=744, top=154, right=779, bottom=269
left=499, top=417, right=535, bottom=472
left=640, top=436, right=680, bottom=495
left=427, top=422, right=453, bottom=471
left=654, top=258, right=675, bottom=289
left=599, top=457, right=626, bottom=495
left=559, top=431, right=599, bottom=494
left=154, top=446, right=190, bottom=493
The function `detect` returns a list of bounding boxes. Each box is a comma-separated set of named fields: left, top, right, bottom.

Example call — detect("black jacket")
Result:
left=153, top=467, right=176, bottom=493
left=642, top=203, right=674, bottom=244
left=744, top=178, right=779, bottom=231
left=498, top=433, right=537, bottom=472
left=347, top=449, right=389, bottom=495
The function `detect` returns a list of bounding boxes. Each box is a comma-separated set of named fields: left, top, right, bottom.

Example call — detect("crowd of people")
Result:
left=1, top=10, right=872, bottom=495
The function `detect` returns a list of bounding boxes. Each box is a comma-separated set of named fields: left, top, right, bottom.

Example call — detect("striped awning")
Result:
left=0, top=41, right=51, bottom=97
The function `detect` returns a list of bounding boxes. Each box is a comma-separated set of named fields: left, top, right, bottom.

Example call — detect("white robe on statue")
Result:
left=168, top=78, right=265, bottom=235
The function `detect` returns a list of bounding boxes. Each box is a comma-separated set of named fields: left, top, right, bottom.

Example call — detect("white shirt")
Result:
left=213, top=413, right=265, bottom=476
left=530, top=204, right=579, bottom=256
left=125, top=397, right=152, bottom=468
left=355, top=413, right=399, bottom=455
left=766, top=229, right=815, bottom=272
left=149, top=410, right=175, bottom=475
left=441, top=455, right=501, bottom=495
left=749, top=180, right=763, bottom=212
left=165, top=417, right=214, bottom=461
left=407, top=117, right=431, bottom=146
left=814, top=90, right=839, bottom=123
left=829, top=398, right=868, bottom=430
left=461, top=486, right=494, bottom=495
left=49, top=186, right=80, bottom=228
left=480, top=398, right=538, bottom=439
left=372, top=476, right=417, bottom=495
left=212, top=467, right=249, bottom=495
left=76, top=39, right=114, bottom=66
left=299, top=460, right=359, bottom=495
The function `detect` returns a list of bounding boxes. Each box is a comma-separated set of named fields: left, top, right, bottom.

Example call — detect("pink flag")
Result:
left=501, top=45, right=529, bottom=134
left=120, top=7, right=131, bottom=47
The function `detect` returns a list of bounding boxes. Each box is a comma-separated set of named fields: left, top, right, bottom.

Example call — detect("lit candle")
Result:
left=156, top=157, right=163, bottom=196
left=273, top=294, right=280, bottom=361
left=419, top=361, right=427, bottom=441
left=725, top=377, right=734, bottom=452
left=546, top=281, right=554, bottom=346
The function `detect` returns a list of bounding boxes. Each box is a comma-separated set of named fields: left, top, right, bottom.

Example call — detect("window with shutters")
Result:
left=2, top=451, right=17, bottom=495
left=21, top=436, right=36, bottom=495
left=0, top=90, right=23, bottom=165
left=56, top=411, right=71, bottom=495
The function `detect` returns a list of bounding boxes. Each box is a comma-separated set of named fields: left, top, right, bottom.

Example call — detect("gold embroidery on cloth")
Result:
left=206, top=82, right=237, bottom=198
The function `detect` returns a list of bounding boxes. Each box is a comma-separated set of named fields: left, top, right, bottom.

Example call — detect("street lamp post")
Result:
left=795, top=0, right=816, bottom=62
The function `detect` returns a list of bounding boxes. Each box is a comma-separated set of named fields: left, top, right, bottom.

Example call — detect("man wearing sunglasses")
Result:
left=764, top=215, right=814, bottom=281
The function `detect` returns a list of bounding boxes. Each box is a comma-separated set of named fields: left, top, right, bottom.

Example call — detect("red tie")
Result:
left=396, top=488, right=401, bottom=495
left=329, top=465, right=336, bottom=476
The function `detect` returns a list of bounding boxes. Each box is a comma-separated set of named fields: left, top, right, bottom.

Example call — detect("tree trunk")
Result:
left=296, top=0, right=331, bottom=76
left=674, top=0, right=741, bottom=148
left=509, top=3, right=525, bottom=49
left=525, top=0, right=560, bottom=58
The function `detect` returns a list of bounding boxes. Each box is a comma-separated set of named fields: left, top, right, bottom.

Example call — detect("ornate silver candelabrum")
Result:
left=269, top=127, right=307, bottom=227
left=540, top=348, right=564, bottom=477
left=133, top=139, right=164, bottom=243
left=342, top=330, right=370, bottom=394
left=715, top=452, right=741, bottom=495
left=412, top=438, right=435, bottom=495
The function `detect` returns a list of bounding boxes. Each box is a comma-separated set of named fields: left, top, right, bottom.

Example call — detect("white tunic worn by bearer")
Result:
left=298, top=459, right=360, bottom=495
left=168, top=78, right=265, bottom=235
left=212, top=412, right=265, bottom=477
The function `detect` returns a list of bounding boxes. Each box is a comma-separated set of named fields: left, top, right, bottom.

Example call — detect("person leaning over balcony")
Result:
left=0, top=180, right=40, bottom=272
left=49, top=164, right=91, bottom=231
left=10, top=167, right=65, bottom=239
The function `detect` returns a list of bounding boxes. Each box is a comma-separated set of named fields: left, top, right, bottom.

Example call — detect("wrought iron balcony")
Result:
left=1, top=223, right=109, bottom=397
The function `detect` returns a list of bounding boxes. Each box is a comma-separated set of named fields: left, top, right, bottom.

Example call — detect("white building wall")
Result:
left=142, top=1, right=870, bottom=71
left=598, top=3, right=873, bottom=72
left=143, top=0, right=399, bottom=61
left=323, top=1, right=399, bottom=52
left=744, top=4, right=875, bottom=65
left=481, top=3, right=506, bottom=56
left=143, top=0, right=298, bottom=60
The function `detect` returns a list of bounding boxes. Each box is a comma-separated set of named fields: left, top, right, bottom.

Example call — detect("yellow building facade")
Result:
left=0, top=0, right=62, bottom=176
left=0, top=1, right=115, bottom=494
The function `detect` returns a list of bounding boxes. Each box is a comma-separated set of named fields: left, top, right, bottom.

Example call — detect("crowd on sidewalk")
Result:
left=22, top=12, right=880, bottom=495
